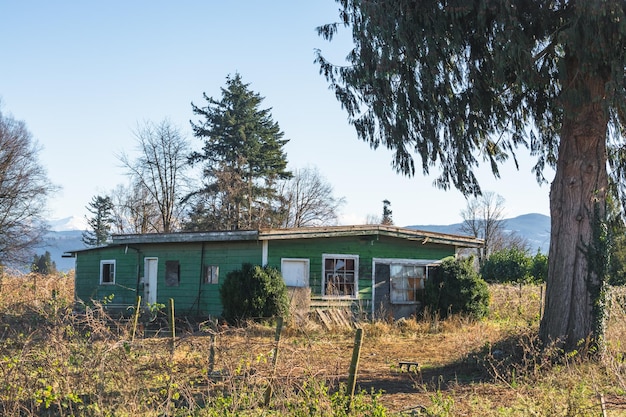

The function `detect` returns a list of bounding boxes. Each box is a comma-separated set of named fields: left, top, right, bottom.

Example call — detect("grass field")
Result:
left=0, top=273, right=625, bottom=416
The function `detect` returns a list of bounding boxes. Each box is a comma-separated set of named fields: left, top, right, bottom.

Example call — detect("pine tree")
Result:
left=31, top=251, right=57, bottom=275
left=316, top=1, right=626, bottom=349
left=82, top=195, right=114, bottom=247
left=381, top=199, right=393, bottom=225
left=188, top=73, right=291, bottom=230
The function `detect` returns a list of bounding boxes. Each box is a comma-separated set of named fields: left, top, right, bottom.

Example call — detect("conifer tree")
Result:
left=316, top=1, right=626, bottom=349
left=82, top=195, right=114, bottom=247
left=187, top=73, right=291, bottom=230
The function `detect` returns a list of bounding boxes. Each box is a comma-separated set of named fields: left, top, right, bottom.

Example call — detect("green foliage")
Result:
left=424, top=257, right=490, bottom=320
left=219, top=263, right=289, bottom=323
left=82, top=195, right=114, bottom=247
left=481, top=248, right=533, bottom=284
left=530, top=251, right=548, bottom=283
left=30, top=251, right=57, bottom=275
left=187, top=73, right=292, bottom=231
left=607, top=191, right=626, bottom=285
left=481, top=248, right=547, bottom=284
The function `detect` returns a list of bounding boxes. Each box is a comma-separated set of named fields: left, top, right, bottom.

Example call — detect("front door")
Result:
left=144, top=257, right=158, bottom=305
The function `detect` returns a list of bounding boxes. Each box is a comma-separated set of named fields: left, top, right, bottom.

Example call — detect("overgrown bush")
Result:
left=481, top=248, right=547, bottom=284
left=530, top=250, right=548, bottom=282
left=220, top=263, right=289, bottom=323
left=481, top=248, right=532, bottom=284
left=424, top=256, right=490, bottom=319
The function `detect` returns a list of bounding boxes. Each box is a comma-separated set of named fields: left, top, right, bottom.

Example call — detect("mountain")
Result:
left=34, top=216, right=88, bottom=272
left=49, top=216, right=88, bottom=232
left=406, top=213, right=551, bottom=253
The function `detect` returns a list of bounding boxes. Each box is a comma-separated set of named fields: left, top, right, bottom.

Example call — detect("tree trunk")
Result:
left=539, top=64, right=609, bottom=350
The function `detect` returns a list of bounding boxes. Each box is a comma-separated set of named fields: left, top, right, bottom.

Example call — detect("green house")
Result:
left=66, top=225, right=482, bottom=320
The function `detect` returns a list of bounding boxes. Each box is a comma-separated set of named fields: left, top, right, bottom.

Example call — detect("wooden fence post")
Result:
left=131, top=296, right=141, bottom=342
left=168, top=298, right=175, bottom=355
left=346, top=327, right=364, bottom=413
left=264, top=317, right=284, bottom=407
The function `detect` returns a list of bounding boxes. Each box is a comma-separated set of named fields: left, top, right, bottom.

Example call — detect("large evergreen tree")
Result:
left=187, top=73, right=291, bottom=230
left=316, top=1, right=626, bottom=349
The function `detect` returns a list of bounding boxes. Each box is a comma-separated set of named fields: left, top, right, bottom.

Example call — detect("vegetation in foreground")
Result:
left=1, top=273, right=626, bottom=416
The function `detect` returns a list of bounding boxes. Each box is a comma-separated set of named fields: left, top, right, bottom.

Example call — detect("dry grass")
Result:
left=0, top=274, right=625, bottom=416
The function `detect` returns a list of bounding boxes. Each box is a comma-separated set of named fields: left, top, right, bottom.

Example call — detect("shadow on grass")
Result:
left=355, top=331, right=540, bottom=395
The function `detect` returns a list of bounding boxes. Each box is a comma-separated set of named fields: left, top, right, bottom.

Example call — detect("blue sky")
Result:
left=0, top=1, right=552, bottom=228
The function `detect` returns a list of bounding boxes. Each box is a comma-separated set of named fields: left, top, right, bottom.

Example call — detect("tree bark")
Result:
left=539, top=64, right=609, bottom=349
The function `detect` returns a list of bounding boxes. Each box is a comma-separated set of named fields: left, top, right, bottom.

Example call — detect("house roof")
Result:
left=64, top=225, right=483, bottom=255
left=258, top=224, right=483, bottom=248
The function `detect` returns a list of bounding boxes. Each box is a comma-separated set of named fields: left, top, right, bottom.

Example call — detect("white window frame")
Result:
left=100, top=259, right=116, bottom=285
left=322, top=254, right=359, bottom=299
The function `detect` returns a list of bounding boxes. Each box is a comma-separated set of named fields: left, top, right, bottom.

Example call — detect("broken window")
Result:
left=390, top=264, right=426, bottom=304
left=203, top=265, right=219, bottom=284
left=100, top=260, right=115, bottom=285
left=323, top=255, right=358, bottom=298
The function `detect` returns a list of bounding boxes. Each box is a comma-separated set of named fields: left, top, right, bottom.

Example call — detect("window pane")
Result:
left=389, top=263, right=425, bottom=303
left=324, top=256, right=357, bottom=297
left=100, top=261, right=115, bottom=284
left=165, top=260, right=180, bottom=287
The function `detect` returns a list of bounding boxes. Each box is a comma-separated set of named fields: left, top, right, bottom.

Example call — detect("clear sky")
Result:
left=0, top=1, right=553, bottom=228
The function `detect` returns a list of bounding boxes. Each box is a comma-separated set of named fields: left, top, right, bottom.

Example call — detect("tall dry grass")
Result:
left=0, top=275, right=625, bottom=416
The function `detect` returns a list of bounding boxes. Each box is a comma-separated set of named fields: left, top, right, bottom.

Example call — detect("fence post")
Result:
left=264, top=317, right=284, bottom=407
left=346, top=327, right=364, bottom=413
left=131, top=296, right=142, bottom=342
left=168, top=298, right=175, bottom=355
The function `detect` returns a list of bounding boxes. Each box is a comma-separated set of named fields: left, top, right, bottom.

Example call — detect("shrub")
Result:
left=424, top=256, right=490, bottom=319
left=530, top=250, right=548, bottom=283
left=220, top=263, right=289, bottom=323
left=481, top=248, right=533, bottom=284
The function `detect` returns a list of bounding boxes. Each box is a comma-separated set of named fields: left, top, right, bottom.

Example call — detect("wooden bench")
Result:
left=398, top=361, right=420, bottom=372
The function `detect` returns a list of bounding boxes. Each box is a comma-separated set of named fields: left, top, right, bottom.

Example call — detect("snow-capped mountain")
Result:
left=38, top=216, right=87, bottom=272
left=49, top=216, right=88, bottom=232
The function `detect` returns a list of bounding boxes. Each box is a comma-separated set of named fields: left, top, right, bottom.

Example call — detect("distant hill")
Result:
left=406, top=213, right=551, bottom=253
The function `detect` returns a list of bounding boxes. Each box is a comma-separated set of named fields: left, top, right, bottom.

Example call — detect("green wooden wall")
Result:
left=265, top=235, right=455, bottom=312
left=74, top=240, right=262, bottom=316
left=75, top=233, right=457, bottom=318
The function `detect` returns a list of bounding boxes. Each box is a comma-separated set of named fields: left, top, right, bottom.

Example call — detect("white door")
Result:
left=281, top=258, right=309, bottom=287
left=144, top=257, right=158, bottom=305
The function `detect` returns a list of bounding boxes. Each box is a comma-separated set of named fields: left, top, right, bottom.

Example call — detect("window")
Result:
left=204, top=265, right=219, bottom=284
left=100, top=260, right=115, bottom=285
left=323, top=255, right=358, bottom=298
left=390, top=264, right=426, bottom=304
left=165, top=260, right=180, bottom=287
left=281, top=258, right=309, bottom=287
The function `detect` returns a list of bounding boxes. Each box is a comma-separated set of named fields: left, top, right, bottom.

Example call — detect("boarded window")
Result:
left=100, top=260, right=115, bottom=285
left=165, top=260, right=180, bottom=287
left=204, top=265, right=219, bottom=284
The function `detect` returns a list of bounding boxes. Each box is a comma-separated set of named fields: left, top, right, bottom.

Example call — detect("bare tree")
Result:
left=460, top=192, right=507, bottom=266
left=118, top=119, right=190, bottom=233
left=109, top=182, right=160, bottom=234
left=278, top=166, right=345, bottom=228
left=0, top=107, right=56, bottom=267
